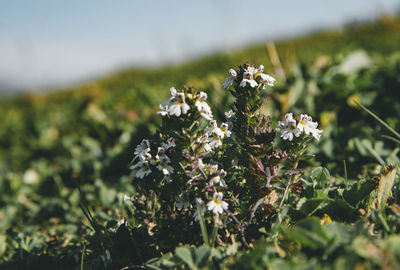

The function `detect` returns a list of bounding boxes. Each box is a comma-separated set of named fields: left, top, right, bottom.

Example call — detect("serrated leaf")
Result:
left=377, top=165, right=397, bottom=210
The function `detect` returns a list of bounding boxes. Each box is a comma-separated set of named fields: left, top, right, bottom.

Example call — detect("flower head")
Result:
left=207, top=192, right=228, bottom=215
left=222, top=68, right=237, bottom=89
left=276, top=113, right=301, bottom=141
left=240, top=67, right=258, bottom=88
left=297, top=114, right=323, bottom=141
left=130, top=160, right=152, bottom=179
left=195, top=91, right=213, bottom=120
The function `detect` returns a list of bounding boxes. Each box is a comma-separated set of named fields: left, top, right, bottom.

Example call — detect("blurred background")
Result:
left=1, top=1, right=400, bottom=267
left=1, top=0, right=399, bottom=92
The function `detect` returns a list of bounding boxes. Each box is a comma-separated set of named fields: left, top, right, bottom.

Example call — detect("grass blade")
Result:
left=354, top=100, right=400, bottom=139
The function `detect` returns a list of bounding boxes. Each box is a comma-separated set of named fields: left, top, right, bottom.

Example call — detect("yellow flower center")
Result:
left=214, top=200, right=220, bottom=205
left=300, top=120, right=306, bottom=126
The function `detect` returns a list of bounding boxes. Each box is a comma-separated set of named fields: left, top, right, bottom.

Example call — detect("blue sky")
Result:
left=0, top=0, right=399, bottom=91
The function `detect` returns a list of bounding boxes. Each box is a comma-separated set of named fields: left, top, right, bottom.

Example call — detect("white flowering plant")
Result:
left=126, top=63, right=324, bottom=251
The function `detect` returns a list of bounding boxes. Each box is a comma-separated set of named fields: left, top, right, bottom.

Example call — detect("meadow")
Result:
left=0, top=16, right=399, bottom=269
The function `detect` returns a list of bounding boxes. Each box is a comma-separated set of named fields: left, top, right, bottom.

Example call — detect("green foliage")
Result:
left=0, top=16, right=400, bottom=269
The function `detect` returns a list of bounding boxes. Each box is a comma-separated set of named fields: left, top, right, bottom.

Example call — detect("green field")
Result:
left=0, top=16, right=400, bottom=269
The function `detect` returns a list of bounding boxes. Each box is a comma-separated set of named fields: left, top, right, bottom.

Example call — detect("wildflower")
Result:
left=210, top=169, right=227, bottom=187
left=222, top=68, right=237, bottom=89
left=207, top=192, right=228, bottom=215
left=224, top=110, right=235, bottom=119
left=156, top=161, right=174, bottom=175
left=157, top=104, right=169, bottom=116
left=255, top=65, right=275, bottom=87
left=133, top=139, right=151, bottom=161
left=175, top=193, right=190, bottom=210
left=205, top=132, right=223, bottom=152
left=220, top=123, right=231, bottom=138
left=240, top=67, right=258, bottom=88
left=155, top=147, right=174, bottom=175
left=276, top=113, right=301, bottom=141
left=130, top=160, right=152, bottom=178
left=193, top=198, right=206, bottom=221
left=297, top=114, right=323, bottom=141
left=168, top=88, right=190, bottom=117
left=161, top=137, right=175, bottom=150
left=195, top=91, right=213, bottom=120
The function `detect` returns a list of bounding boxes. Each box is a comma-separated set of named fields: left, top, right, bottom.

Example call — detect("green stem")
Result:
left=278, top=155, right=300, bottom=209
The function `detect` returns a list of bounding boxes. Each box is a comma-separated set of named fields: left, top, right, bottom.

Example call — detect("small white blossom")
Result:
left=157, top=104, right=169, bottom=116
left=130, top=161, right=152, bottom=178
left=155, top=147, right=174, bottom=175
left=296, top=114, right=323, bottom=141
left=195, top=91, right=213, bottom=120
left=205, top=133, right=222, bottom=152
left=240, top=67, right=258, bottom=88
left=276, top=113, right=301, bottom=141
left=207, top=192, right=228, bottom=215
left=168, top=91, right=190, bottom=117
left=161, top=137, right=175, bottom=150
left=259, top=73, right=276, bottom=87
left=175, top=193, right=190, bottom=210
left=210, top=169, right=227, bottom=187
left=222, top=68, right=237, bottom=89
left=220, top=123, right=231, bottom=138
left=133, top=139, right=151, bottom=160
left=224, top=110, right=235, bottom=119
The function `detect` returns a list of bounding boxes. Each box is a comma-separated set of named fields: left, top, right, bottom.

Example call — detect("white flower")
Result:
left=195, top=91, right=213, bottom=120
left=155, top=147, right=174, bottom=175
left=161, top=137, right=175, bottom=150
left=276, top=113, right=301, bottom=141
left=167, top=87, right=190, bottom=116
left=297, top=114, right=323, bottom=140
left=220, top=123, right=231, bottom=138
left=207, top=192, right=228, bottom=215
left=240, top=68, right=258, bottom=88
left=255, top=65, right=275, bottom=87
left=133, top=139, right=151, bottom=159
left=259, top=73, right=275, bottom=87
left=205, top=133, right=223, bottom=152
left=312, top=128, right=323, bottom=141
left=194, top=198, right=206, bottom=222
left=210, top=169, right=227, bottom=187
left=224, top=110, right=235, bottom=119
left=175, top=193, right=190, bottom=210
left=157, top=104, right=169, bottom=116
left=156, top=161, right=174, bottom=175
left=297, top=114, right=316, bottom=135
left=130, top=161, right=152, bottom=179
left=222, top=68, right=237, bottom=89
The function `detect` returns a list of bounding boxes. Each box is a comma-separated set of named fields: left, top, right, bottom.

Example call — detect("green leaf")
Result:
left=297, top=198, right=326, bottom=216
left=193, top=246, right=211, bottom=268
left=377, top=165, right=397, bottom=210
left=319, top=199, right=359, bottom=222
left=343, top=179, right=376, bottom=207
left=311, top=167, right=330, bottom=188
left=175, top=246, right=196, bottom=269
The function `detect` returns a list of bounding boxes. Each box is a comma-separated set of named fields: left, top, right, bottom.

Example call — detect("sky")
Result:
left=0, top=0, right=399, bottom=92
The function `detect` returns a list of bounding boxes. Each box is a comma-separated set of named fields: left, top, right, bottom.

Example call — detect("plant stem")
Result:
left=278, top=155, right=300, bottom=209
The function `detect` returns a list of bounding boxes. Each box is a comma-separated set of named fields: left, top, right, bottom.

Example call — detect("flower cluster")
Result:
left=157, top=87, right=213, bottom=120
left=204, top=120, right=232, bottom=152
left=130, top=138, right=175, bottom=179
left=276, top=113, right=323, bottom=141
left=222, top=65, right=275, bottom=90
